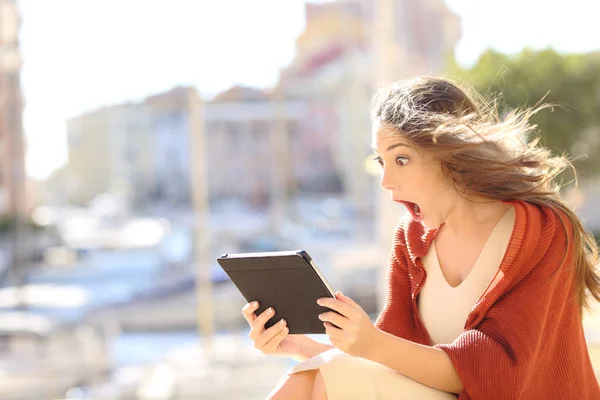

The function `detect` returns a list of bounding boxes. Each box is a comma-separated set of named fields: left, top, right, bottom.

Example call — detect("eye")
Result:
left=373, top=156, right=384, bottom=167
left=395, top=156, right=409, bottom=166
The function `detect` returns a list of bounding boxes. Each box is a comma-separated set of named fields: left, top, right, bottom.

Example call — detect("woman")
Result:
left=241, top=76, right=600, bottom=399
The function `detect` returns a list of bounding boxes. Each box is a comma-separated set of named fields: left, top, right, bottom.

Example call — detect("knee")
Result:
left=311, top=371, right=328, bottom=400
left=267, top=370, right=318, bottom=400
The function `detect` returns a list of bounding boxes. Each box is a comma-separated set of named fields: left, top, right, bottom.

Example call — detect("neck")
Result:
left=442, top=194, right=508, bottom=237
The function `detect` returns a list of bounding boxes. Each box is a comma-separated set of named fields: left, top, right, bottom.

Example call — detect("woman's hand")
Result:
left=317, top=291, right=382, bottom=358
left=242, top=301, right=332, bottom=361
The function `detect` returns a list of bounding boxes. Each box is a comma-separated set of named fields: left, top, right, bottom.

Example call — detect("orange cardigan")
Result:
left=375, top=200, right=600, bottom=399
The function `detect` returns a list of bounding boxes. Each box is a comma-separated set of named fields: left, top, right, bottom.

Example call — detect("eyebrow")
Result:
left=372, top=143, right=412, bottom=153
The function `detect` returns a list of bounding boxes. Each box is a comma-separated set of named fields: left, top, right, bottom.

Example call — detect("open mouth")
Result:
left=394, top=200, right=423, bottom=222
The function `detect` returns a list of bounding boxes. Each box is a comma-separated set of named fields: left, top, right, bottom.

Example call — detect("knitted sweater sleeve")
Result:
left=374, top=229, right=429, bottom=345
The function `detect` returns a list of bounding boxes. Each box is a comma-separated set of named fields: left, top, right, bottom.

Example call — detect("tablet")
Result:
left=216, top=250, right=336, bottom=334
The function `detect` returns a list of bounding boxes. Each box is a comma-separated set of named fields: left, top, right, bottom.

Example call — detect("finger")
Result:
left=262, top=321, right=290, bottom=352
left=265, top=325, right=289, bottom=353
left=249, top=307, right=276, bottom=339
left=336, top=291, right=358, bottom=307
left=242, top=301, right=259, bottom=325
left=255, top=307, right=276, bottom=328
left=323, top=321, right=345, bottom=340
left=317, top=298, right=356, bottom=319
left=318, top=311, right=350, bottom=330
left=255, top=319, right=287, bottom=348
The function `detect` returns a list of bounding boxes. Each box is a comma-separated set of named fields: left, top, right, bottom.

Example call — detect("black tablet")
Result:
left=216, top=250, right=336, bottom=334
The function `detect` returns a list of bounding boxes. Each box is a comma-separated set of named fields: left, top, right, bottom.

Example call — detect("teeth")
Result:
left=413, top=204, right=421, bottom=216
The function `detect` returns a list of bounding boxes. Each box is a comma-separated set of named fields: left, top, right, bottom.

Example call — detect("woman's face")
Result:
left=372, top=122, right=455, bottom=229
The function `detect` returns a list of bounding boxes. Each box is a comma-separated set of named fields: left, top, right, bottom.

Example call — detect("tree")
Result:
left=447, top=48, right=600, bottom=178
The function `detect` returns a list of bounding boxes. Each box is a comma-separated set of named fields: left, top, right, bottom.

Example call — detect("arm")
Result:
left=369, top=329, right=463, bottom=393
left=319, top=291, right=463, bottom=393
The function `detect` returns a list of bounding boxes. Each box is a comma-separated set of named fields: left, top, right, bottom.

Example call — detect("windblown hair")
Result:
left=370, top=76, right=600, bottom=313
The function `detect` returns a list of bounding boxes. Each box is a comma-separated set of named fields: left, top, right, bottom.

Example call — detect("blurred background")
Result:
left=0, top=0, right=599, bottom=398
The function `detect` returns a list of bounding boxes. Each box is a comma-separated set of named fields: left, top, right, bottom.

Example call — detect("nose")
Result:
left=379, top=166, right=397, bottom=191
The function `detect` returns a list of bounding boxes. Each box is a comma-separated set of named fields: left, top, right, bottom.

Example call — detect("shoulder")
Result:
left=508, top=199, right=574, bottom=279
left=515, top=199, right=572, bottom=250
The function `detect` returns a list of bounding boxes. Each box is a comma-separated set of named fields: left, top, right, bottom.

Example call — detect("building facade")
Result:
left=0, top=0, right=26, bottom=217
left=204, top=85, right=340, bottom=207
left=64, top=87, right=194, bottom=210
left=63, top=84, right=340, bottom=212
left=143, top=87, right=194, bottom=208
left=65, top=104, right=142, bottom=208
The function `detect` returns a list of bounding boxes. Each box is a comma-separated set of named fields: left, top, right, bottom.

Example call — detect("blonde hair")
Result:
left=370, top=76, right=600, bottom=313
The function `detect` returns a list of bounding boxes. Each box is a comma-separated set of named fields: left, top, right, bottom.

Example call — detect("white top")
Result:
left=417, top=206, right=516, bottom=345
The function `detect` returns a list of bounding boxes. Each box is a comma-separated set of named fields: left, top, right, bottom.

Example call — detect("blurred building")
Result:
left=0, top=0, right=27, bottom=217
left=278, top=0, right=461, bottom=217
left=63, top=83, right=342, bottom=213
left=66, top=104, right=134, bottom=207
left=144, top=87, right=195, bottom=208
left=287, top=0, right=460, bottom=79
left=204, top=85, right=341, bottom=206
left=66, top=102, right=161, bottom=213
left=62, top=0, right=460, bottom=224
left=64, top=87, right=196, bottom=210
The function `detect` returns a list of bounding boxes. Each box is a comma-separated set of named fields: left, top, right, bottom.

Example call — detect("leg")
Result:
left=266, top=369, right=318, bottom=400
left=310, top=370, right=328, bottom=400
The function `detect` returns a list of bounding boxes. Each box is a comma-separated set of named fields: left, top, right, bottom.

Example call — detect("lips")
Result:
left=394, top=200, right=423, bottom=222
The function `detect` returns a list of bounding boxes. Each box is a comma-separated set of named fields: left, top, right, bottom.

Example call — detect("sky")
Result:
left=18, top=0, right=600, bottom=180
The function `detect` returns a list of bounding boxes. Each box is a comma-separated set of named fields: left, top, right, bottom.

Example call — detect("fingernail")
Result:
left=318, top=314, right=324, bottom=320
left=252, top=301, right=258, bottom=307
left=279, top=319, right=286, bottom=326
left=317, top=299, right=323, bottom=305
left=268, top=307, right=274, bottom=314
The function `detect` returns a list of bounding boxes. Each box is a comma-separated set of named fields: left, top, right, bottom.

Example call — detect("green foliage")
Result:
left=447, top=48, right=600, bottom=178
